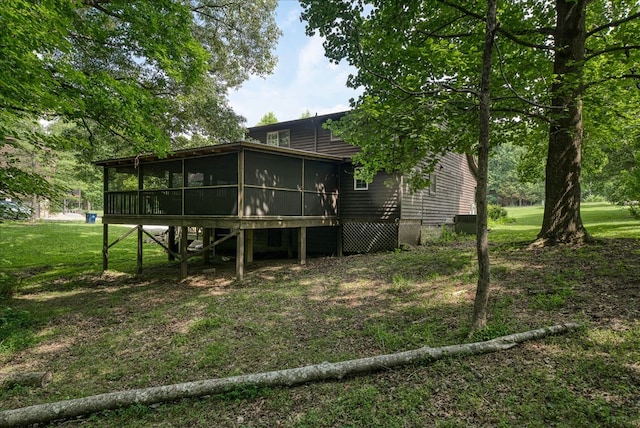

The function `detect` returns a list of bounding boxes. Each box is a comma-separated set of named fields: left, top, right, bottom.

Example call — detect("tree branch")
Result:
left=493, top=41, right=556, bottom=113
left=585, top=44, right=640, bottom=62
left=583, top=73, right=640, bottom=91
left=437, top=0, right=554, bottom=51
left=586, top=11, right=640, bottom=38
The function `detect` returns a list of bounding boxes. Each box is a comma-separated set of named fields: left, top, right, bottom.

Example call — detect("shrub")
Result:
left=488, top=204, right=508, bottom=221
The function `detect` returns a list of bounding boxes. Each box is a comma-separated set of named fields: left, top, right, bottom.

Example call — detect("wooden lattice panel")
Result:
left=343, top=222, right=398, bottom=253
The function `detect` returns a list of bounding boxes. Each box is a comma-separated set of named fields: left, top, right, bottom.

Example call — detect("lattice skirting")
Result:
left=343, top=222, right=398, bottom=253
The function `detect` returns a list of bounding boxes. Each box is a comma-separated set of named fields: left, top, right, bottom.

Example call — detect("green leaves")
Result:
left=1, top=0, right=279, bottom=199
left=302, top=0, right=640, bottom=207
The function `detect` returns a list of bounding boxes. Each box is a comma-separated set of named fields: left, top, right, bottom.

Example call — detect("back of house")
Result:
left=247, top=111, right=477, bottom=251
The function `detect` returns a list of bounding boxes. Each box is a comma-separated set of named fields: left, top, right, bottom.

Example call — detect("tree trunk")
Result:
left=471, top=0, right=497, bottom=330
left=0, top=372, right=52, bottom=389
left=0, top=324, right=579, bottom=428
left=536, top=0, right=591, bottom=246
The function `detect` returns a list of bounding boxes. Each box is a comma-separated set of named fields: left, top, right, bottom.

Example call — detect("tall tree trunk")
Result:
left=471, top=0, right=497, bottom=330
left=536, top=0, right=591, bottom=246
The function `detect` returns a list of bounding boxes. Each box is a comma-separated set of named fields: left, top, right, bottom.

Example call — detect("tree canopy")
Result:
left=256, top=112, right=279, bottom=126
left=1, top=0, right=279, bottom=200
left=301, top=0, right=640, bottom=244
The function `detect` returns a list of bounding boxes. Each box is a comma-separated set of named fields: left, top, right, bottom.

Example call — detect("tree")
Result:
left=300, top=109, right=313, bottom=119
left=488, top=142, right=544, bottom=205
left=471, top=0, right=497, bottom=330
left=256, top=112, right=279, bottom=126
left=301, top=0, right=640, bottom=246
left=0, top=0, right=280, bottom=200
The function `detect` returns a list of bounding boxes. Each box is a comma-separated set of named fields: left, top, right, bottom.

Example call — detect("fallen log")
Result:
left=0, top=323, right=580, bottom=427
left=0, top=372, right=52, bottom=389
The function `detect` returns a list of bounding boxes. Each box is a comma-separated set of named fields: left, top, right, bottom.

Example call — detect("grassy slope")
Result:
left=0, top=204, right=639, bottom=427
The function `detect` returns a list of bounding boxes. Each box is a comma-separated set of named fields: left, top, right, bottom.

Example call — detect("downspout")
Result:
left=313, top=114, right=318, bottom=152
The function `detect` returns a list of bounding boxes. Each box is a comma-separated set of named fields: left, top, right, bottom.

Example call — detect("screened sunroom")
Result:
left=96, top=141, right=342, bottom=279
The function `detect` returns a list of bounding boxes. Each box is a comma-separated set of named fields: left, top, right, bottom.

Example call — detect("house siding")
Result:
left=400, top=153, right=476, bottom=224
left=246, top=115, right=476, bottom=252
left=247, top=114, right=359, bottom=158
left=340, top=163, right=400, bottom=221
left=339, top=163, right=401, bottom=253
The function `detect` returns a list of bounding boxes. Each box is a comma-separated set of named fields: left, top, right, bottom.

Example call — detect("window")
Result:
left=354, top=168, right=369, bottom=191
left=354, top=178, right=368, bottom=190
left=429, top=173, right=437, bottom=193
left=266, top=129, right=290, bottom=147
left=330, top=130, right=341, bottom=141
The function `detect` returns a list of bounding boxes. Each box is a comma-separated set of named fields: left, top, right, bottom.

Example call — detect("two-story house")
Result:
left=96, top=111, right=476, bottom=279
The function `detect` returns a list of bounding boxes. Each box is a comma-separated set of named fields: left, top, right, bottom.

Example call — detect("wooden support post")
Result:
left=168, top=226, right=176, bottom=261
left=202, top=228, right=211, bottom=264
left=236, top=229, right=245, bottom=281
left=180, top=226, right=188, bottom=279
left=287, top=229, right=294, bottom=259
left=136, top=225, right=143, bottom=275
left=246, top=229, right=254, bottom=264
left=102, top=223, right=109, bottom=271
left=298, top=226, right=307, bottom=265
left=337, top=225, right=343, bottom=257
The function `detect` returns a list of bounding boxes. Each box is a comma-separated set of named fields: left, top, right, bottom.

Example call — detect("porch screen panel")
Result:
left=140, top=190, right=182, bottom=215
left=106, top=166, right=137, bottom=191
left=185, top=188, right=238, bottom=215
left=243, top=188, right=302, bottom=216
left=185, top=153, right=238, bottom=187
left=304, top=193, right=338, bottom=216
left=142, top=160, right=182, bottom=189
left=304, top=160, right=339, bottom=192
left=244, top=151, right=302, bottom=189
left=303, top=159, right=339, bottom=216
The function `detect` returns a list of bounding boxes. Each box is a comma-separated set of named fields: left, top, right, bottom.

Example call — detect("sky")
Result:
left=227, top=1, right=361, bottom=127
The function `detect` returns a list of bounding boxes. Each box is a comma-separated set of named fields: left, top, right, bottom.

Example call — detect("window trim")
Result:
left=354, top=168, right=369, bottom=191
left=266, top=129, right=290, bottom=147
left=429, top=173, right=437, bottom=193
left=354, top=178, right=368, bottom=191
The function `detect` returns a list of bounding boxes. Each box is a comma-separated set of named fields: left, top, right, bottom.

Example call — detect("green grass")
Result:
left=1, top=206, right=639, bottom=427
left=489, top=201, right=640, bottom=242
left=0, top=222, right=169, bottom=283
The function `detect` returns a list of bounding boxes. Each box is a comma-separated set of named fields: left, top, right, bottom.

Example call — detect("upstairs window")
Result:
left=266, top=129, right=290, bottom=147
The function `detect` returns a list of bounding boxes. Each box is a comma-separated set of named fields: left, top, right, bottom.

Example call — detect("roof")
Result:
left=94, top=140, right=345, bottom=167
left=247, top=111, right=348, bottom=132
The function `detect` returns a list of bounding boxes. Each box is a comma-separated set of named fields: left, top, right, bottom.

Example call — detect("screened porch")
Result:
left=96, top=142, right=343, bottom=279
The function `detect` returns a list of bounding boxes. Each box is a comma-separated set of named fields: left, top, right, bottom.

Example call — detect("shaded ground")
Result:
left=1, top=238, right=639, bottom=427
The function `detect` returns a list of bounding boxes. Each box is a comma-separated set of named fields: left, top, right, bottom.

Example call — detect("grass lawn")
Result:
left=1, top=203, right=639, bottom=427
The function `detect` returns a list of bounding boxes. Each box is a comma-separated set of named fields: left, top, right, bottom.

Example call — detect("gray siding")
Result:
left=316, top=125, right=360, bottom=157
left=400, top=153, right=476, bottom=224
left=340, top=163, right=400, bottom=221
left=248, top=115, right=360, bottom=158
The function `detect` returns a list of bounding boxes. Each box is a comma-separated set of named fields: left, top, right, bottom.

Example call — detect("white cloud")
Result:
left=228, top=2, right=361, bottom=126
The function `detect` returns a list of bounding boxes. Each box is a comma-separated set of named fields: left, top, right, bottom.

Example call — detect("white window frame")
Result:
left=266, top=129, right=290, bottom=147
left=354, top=168, right=369, bottom=191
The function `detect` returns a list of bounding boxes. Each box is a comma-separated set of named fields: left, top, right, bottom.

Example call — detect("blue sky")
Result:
left=228, top=1, right=361, bottom=127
